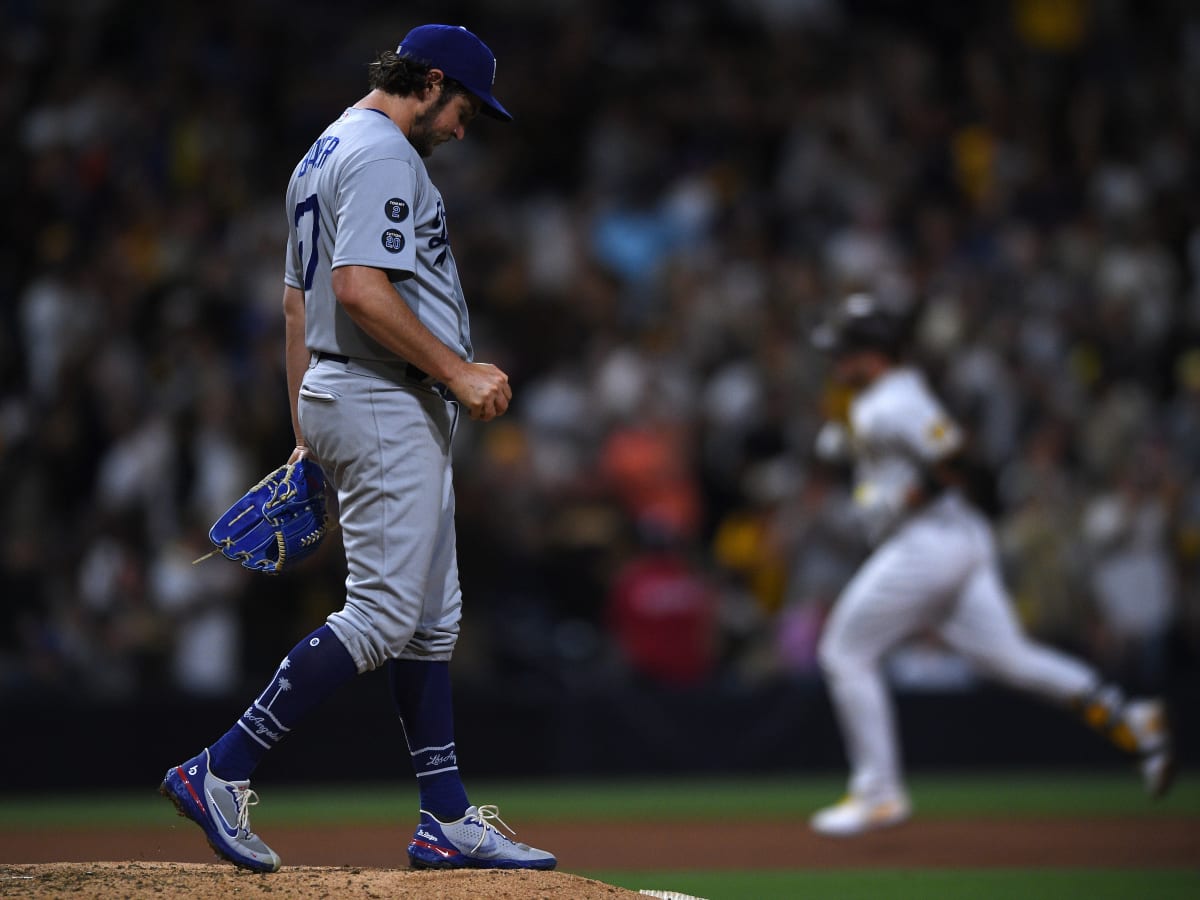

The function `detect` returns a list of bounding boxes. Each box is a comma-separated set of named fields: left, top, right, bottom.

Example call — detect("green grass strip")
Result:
left=460, top=772, right=1200, bottom=820
left=588, top=868, right=1200, bottom=900
left=0, top=772, right=1195, bottom=829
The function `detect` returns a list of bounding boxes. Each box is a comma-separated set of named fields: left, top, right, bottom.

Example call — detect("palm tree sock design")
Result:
left=208, top=624, right=358, bottom=781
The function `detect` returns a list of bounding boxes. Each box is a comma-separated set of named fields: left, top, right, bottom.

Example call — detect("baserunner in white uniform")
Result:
left=161, top=24, right=555, bottom=872
left=807, top=293, right=1175, bottom=837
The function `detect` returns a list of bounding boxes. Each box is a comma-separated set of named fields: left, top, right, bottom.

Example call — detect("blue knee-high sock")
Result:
left=388, top=659, right=469, bottom=821
left=208, top=624, right=358, bottom=781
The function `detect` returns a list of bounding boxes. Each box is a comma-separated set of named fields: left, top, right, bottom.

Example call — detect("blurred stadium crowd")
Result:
left=1, top=0, right=1198, bottom=703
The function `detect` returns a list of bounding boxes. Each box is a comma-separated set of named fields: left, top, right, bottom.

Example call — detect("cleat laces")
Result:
left=232, top=785, right=262, bottom=837
left=467, top=804, right=518, bottom=853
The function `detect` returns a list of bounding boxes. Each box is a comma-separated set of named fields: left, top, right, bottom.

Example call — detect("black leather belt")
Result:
left=316, top=352, right=451, bottom=400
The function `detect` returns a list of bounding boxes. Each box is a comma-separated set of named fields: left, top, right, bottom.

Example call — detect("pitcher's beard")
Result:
left=409, top=93, right=455, bottom=158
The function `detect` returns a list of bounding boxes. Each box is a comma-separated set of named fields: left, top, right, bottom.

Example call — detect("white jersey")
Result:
left=847, top=366, right=963, bottom=543
left=283, top=107, right=472, bottom=363
left=816, top=362, right=1104, bottom=807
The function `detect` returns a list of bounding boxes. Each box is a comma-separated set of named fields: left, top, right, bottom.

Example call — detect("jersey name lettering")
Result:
left=297, top=136, right=341, bottom=176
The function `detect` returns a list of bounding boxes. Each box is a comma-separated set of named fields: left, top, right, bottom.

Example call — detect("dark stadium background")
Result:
left=1, top=0, right=1196, bottom=786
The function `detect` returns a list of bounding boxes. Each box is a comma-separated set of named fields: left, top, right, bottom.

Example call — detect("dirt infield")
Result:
left=2, top=816, right=1199, bottom=898
left=1, top=817, right=1198, bottom=897
left=3, top=817, right=1200, bottom=869
left=0, top=863, right=643, bottom=899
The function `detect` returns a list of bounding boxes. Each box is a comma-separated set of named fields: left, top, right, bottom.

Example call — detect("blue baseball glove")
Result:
left=202, top=458, right=329, bottom=574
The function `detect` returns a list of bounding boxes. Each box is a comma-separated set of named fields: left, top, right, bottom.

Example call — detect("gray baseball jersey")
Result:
left=284, top=107, right=473, bottom=363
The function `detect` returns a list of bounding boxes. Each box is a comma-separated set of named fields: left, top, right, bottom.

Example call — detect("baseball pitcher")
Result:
left=161, top=24, right=555, bottom=872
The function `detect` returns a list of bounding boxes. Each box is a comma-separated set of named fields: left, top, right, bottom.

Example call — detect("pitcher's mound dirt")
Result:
left=0, top=862, right=645, bottom=899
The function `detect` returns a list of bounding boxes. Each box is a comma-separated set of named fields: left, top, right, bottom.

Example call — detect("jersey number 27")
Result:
left=294, top=194, right=320, bottom=291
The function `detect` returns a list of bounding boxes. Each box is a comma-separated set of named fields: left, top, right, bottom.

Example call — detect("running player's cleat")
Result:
left=407, top=804, right=557, bottom=869
left=810, top=792, right=912, bottom=837
left=159, top=748, right=281, bottom=873
left=1122, top=699, right=1176, bottom=798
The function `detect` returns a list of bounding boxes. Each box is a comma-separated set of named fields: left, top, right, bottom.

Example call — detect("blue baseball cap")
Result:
left=396, top=24, right=512, bottom=122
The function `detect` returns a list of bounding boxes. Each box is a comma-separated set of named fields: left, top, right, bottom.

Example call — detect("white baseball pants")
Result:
left=817, top=491, right=1098, bottom=800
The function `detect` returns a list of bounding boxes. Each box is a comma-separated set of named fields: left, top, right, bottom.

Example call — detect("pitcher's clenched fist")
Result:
left=448, top=362, right=512, bottom=421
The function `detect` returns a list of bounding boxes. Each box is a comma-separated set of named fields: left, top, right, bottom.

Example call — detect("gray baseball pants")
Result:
left=298, top=354, right=462, bottom=673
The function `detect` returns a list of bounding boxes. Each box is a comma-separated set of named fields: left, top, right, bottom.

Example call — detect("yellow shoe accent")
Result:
left=810, top=794, right=912, bottom=837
